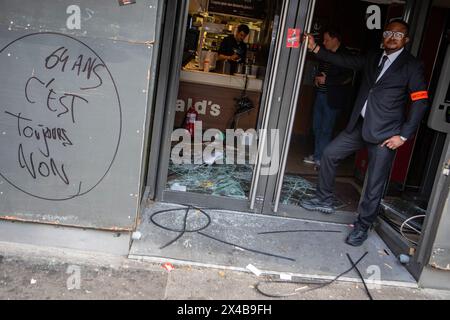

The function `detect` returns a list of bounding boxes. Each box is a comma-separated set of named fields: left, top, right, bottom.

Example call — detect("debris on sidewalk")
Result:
left=280, top=273, right=293, bottom=281
left=0, top=244, right=449, bottom=300
left=246, top=264, right=263, bottom=277
left=132, top=231, right=142, bottom=241
left=378, top=250, right=388, bottom=256
left=162, top=263, right=175, bottom=272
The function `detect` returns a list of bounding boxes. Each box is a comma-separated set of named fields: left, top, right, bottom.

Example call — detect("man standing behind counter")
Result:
left=218, top=24, right=250, bottom=73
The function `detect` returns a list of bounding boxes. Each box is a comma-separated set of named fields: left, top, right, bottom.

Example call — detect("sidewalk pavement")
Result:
left=1, top=241, right=450, bottom=300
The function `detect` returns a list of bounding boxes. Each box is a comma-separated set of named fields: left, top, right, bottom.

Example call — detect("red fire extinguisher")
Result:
left=184, top=105, right=199, bottom=136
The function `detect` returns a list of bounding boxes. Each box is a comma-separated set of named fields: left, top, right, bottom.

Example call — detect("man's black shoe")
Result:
left=300, top=197, right=335, bottom=214
left=346, top=223, right=370, bottom=247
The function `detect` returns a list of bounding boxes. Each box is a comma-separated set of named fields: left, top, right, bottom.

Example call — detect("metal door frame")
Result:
left=255, top=0, right=355, bottom=225
left=249, top=0, right=316, bottom=213
left=254, top=0, right=352, bottom=224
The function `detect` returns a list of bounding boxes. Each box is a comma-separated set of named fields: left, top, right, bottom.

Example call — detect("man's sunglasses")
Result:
left=383, top=31, right=407, bottom=40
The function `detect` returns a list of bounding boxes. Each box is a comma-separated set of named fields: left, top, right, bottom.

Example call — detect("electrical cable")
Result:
left=254, top=252, right=369, bottom=298
left=346, top=253, right=373, bottom=300
left=149, top=205, right=371, bottom=297
left=159, top=206, right=190, bottom=250
left=151, top=206, right=212, bottom=233
left=151, top=206, right=211, bottom=249
left=198, top=232, right=295, bottom=262
left=258, top=230, right=343, bottom=235
left=150, top=205, right=295, bottom=261
left=400, top=215, right=425, bottom=246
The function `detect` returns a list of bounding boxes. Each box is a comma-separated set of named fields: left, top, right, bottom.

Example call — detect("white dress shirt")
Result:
left=360, top=48, right=404, bottom=118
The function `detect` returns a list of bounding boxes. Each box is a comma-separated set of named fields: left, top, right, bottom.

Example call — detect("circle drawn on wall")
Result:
left=0, top=32, right=122, bottom=201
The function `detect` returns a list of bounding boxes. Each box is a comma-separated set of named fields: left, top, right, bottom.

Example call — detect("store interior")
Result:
left=164, top=0, right=450, bottom=244
left=167, top=0, right=282, bottom=200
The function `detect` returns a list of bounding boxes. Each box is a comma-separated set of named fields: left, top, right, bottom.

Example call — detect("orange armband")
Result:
left=411, top=91, right=428, bottom=101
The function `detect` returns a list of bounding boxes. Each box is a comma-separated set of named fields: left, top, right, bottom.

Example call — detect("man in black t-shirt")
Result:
left=218, top=24, right=250, bottom=73
left=303, top=29, right=353, bottom=168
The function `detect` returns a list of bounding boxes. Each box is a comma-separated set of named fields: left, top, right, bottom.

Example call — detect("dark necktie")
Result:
left=375, top=55, right=389, bottom=79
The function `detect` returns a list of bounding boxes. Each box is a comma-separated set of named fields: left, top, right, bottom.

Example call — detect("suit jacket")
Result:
left=316, top=48, right=428, bottom=144
left=320, top=45, right=354, bottom=110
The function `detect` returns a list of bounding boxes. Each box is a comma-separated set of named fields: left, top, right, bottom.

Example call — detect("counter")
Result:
left=180, top=69, right=264, bottom=92
left=175, top=69, right=263, bottom=131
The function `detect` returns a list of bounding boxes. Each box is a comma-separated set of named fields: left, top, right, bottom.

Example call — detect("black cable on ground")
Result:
left=254, top=252, right=369, bottom=298
left=346, top=253, right=374, bottom=300
left=150, top=206, right=212, bottom=233
left=258, top=230, right=343, bottom=235
left=159, top=206, right=191, bottom=250
left=149, top=205, right=295, bottom=261
left=197, top=231, right=296, bottom=262
left=151, top=205, right=212, bottom=250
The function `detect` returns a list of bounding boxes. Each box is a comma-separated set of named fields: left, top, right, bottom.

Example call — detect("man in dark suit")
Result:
left=304, top=28, right=353, bottom=167
left=301, top=19, right=429, bottom=246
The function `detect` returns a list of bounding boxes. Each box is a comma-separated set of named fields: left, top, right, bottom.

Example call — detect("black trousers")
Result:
left=316, top=118, right=396, bottom=227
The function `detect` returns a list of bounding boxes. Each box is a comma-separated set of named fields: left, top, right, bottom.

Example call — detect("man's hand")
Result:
left=381, top=136, right=405, bottom=150
left=304, top=33, right=317, bottom=52
left=315, top=72, right=326, bottom=85
left=229, top=54, right=240, bottom=61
